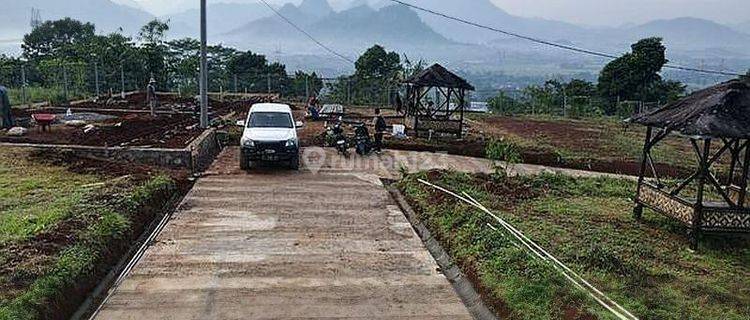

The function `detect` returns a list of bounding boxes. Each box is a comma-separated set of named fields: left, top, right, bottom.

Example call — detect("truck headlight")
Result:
left=242, top=139, right=255, bottom=147
left=286, top=139, right=296, bottom=147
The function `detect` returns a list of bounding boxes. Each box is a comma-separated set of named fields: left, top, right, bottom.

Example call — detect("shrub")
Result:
left=486, top=138, right=523, bottom=177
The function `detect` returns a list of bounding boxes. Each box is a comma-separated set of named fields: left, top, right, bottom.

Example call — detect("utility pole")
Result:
left=199, top=0, right=209, bottom=128
left=233, top=74, right=238, bottom=93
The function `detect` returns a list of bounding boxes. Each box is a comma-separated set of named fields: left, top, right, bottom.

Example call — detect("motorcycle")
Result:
left=325, top=119, right=350, bottom=157
left=353, top=123, right=372, bottom=156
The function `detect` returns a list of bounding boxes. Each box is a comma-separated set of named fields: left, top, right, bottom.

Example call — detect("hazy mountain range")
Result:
left=1, top=0, right=748, bottom=80
left=0, top=0, right=152, bottom=39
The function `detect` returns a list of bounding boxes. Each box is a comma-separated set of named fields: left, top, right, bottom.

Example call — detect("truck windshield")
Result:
left=248, top=112, right=293, bottom=128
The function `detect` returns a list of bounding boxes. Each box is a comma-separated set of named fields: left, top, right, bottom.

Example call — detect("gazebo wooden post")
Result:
left=690, top=138, right=712, bottom=250
left=633, top=126, right=654, bottom=219
left=739, top=140, right=750, bottom=207
left=728, top=140, right=740, bottom=185
left=458, top=89, right=465, bottom=139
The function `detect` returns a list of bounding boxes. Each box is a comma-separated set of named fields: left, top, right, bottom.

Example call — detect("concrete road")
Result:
left=94, top=147, right=473, bottom=319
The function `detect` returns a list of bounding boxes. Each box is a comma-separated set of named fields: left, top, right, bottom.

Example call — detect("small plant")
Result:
left=397, top=163, right=410, bottom=179
left=485, top=138, right=522, bottom=178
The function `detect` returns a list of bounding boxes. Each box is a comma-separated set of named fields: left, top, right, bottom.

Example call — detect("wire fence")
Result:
left=0, top=61, right=403, bottom=108
left=474, top=88, right=661, bottom=119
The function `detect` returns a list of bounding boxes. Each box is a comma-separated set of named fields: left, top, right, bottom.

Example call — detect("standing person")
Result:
left=307, top=94, right=320, bottom=121
left=0, top=85, right=14, bottom=129
left=146, top=78, right=158, bottom=116
left=394, top=93, right=404, bottom=115
left=372, top=108, right=386, bottom=154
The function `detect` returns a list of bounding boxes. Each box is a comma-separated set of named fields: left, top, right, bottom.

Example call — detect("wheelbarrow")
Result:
left=32, top=114, right=56, bottom=132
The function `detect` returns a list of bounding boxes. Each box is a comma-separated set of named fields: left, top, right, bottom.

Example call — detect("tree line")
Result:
left=488, top=38, right=747, bottom=118
left=0, top=18, right=324, bottom=102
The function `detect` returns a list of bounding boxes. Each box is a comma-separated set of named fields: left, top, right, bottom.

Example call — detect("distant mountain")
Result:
left=110, top=0, right=142, bottom=10
left=731, top=21, right=750, bottom=35
left=408, top=0, right=589, bottom=45
left=626, top=17, right=750, bottom=51
left=222, top=1, right=450, bottom=52
left=223, top=3, right=316, bottom=44
left=309, top=5, right=448, bottom=45
left=163, top=2, right=271, bottom=37
left=0, top=0, right=154, bottom=39
left=298, top=0, right=334, bottom=19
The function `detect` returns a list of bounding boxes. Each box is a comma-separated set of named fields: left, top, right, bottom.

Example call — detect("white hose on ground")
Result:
left=417, top=178, right=639, bottom=320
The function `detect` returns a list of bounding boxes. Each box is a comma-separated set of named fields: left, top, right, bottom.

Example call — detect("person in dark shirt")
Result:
left=0, top=85, right=14, bottom=129
left=372, top=108, right=386, bottom=153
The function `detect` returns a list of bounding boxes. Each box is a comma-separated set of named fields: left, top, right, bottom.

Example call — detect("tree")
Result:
left=22, top=18, right=96, bottom=61
left=488, top=91, right=521, bottom=115
left=139, top=19, right=170, bottom=44
left=139, top=19, right=170, bottom=85
left=348, top=44, right=402, bottom=104
left=289, top=71, right=323, bottom=98
left=354, top=45, right=401, bottom=82
left=401, top=55, right=425, bottom=80
left=565, top=79, right=596, bottom=97
left=597, top=37, right=683, bottom=115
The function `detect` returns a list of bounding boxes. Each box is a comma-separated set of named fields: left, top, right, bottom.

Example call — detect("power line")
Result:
left=258, top=0, right=355, bottom=65
left=389, top=0, right=744, bottom=77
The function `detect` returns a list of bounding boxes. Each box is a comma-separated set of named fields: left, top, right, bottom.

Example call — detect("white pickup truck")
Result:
left=239, top=103, right=303, bottom=170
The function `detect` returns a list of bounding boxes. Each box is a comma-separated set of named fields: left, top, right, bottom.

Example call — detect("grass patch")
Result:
left=8, top=86, right=88, bottom=107
left=472, top=114, right=700, bottom=171
left=0, top=148, right=178, bottom=320
left=0, top=149, right=100, bottom=245
left=397, top=170, right=750, bottom=319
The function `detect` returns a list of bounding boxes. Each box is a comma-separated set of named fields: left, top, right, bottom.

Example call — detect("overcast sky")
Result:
left=130, top=0, right=750, bottom=26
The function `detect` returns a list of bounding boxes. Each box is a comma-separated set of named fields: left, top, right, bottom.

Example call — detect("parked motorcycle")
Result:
left=353, top=123, right=372, bottom=156
left=325, top=118, right=350, bottom=157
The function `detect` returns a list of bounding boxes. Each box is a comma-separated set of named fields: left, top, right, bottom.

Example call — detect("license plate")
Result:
left=262, top=155, right=278, bottom=161
left=337, top=140, right=346, bottom=145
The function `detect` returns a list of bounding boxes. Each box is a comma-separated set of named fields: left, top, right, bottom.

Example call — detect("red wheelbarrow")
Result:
left=32, top=114, right=56, bottom=132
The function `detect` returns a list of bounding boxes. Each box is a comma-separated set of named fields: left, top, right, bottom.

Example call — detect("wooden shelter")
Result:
left=629, top=79, right=750, bottom=249
left=403, top=64, right=475, bottom=138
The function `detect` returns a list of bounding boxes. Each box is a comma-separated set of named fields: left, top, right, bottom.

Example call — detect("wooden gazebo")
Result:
left=630, top=79, right=750, bottom=249
left=403, top=64, right=475, bottom=138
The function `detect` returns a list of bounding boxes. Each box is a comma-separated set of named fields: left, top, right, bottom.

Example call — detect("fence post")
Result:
left=21, top=65, right=28, bottom=107
left=347, top=79, right=351, bottom=105
left=62, top=64, right=70, bottom=102
left=562, top=88, right=568, bottom=117
left=305, top=75, right=309, bottom=102
left=94, top=62, right=100, bottom=97
left=120, top=61, right=125, bottom=99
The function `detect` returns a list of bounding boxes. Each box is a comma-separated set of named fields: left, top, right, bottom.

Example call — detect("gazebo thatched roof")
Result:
left=404, top=64, right=475, bottom=91
left=629, top=79, right=750, bottom=139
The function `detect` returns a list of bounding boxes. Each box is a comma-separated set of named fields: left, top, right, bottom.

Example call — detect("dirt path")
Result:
left=92, top=147, right=473, bottom=319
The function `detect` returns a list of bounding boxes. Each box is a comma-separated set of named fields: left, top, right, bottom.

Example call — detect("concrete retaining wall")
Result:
left=189, top=128, right=221, bottom=172
left=0, top=128, right=222, bottom=172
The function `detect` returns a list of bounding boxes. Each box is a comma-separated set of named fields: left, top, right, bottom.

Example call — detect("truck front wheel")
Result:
left=289, top=154, right=300, bottom=171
